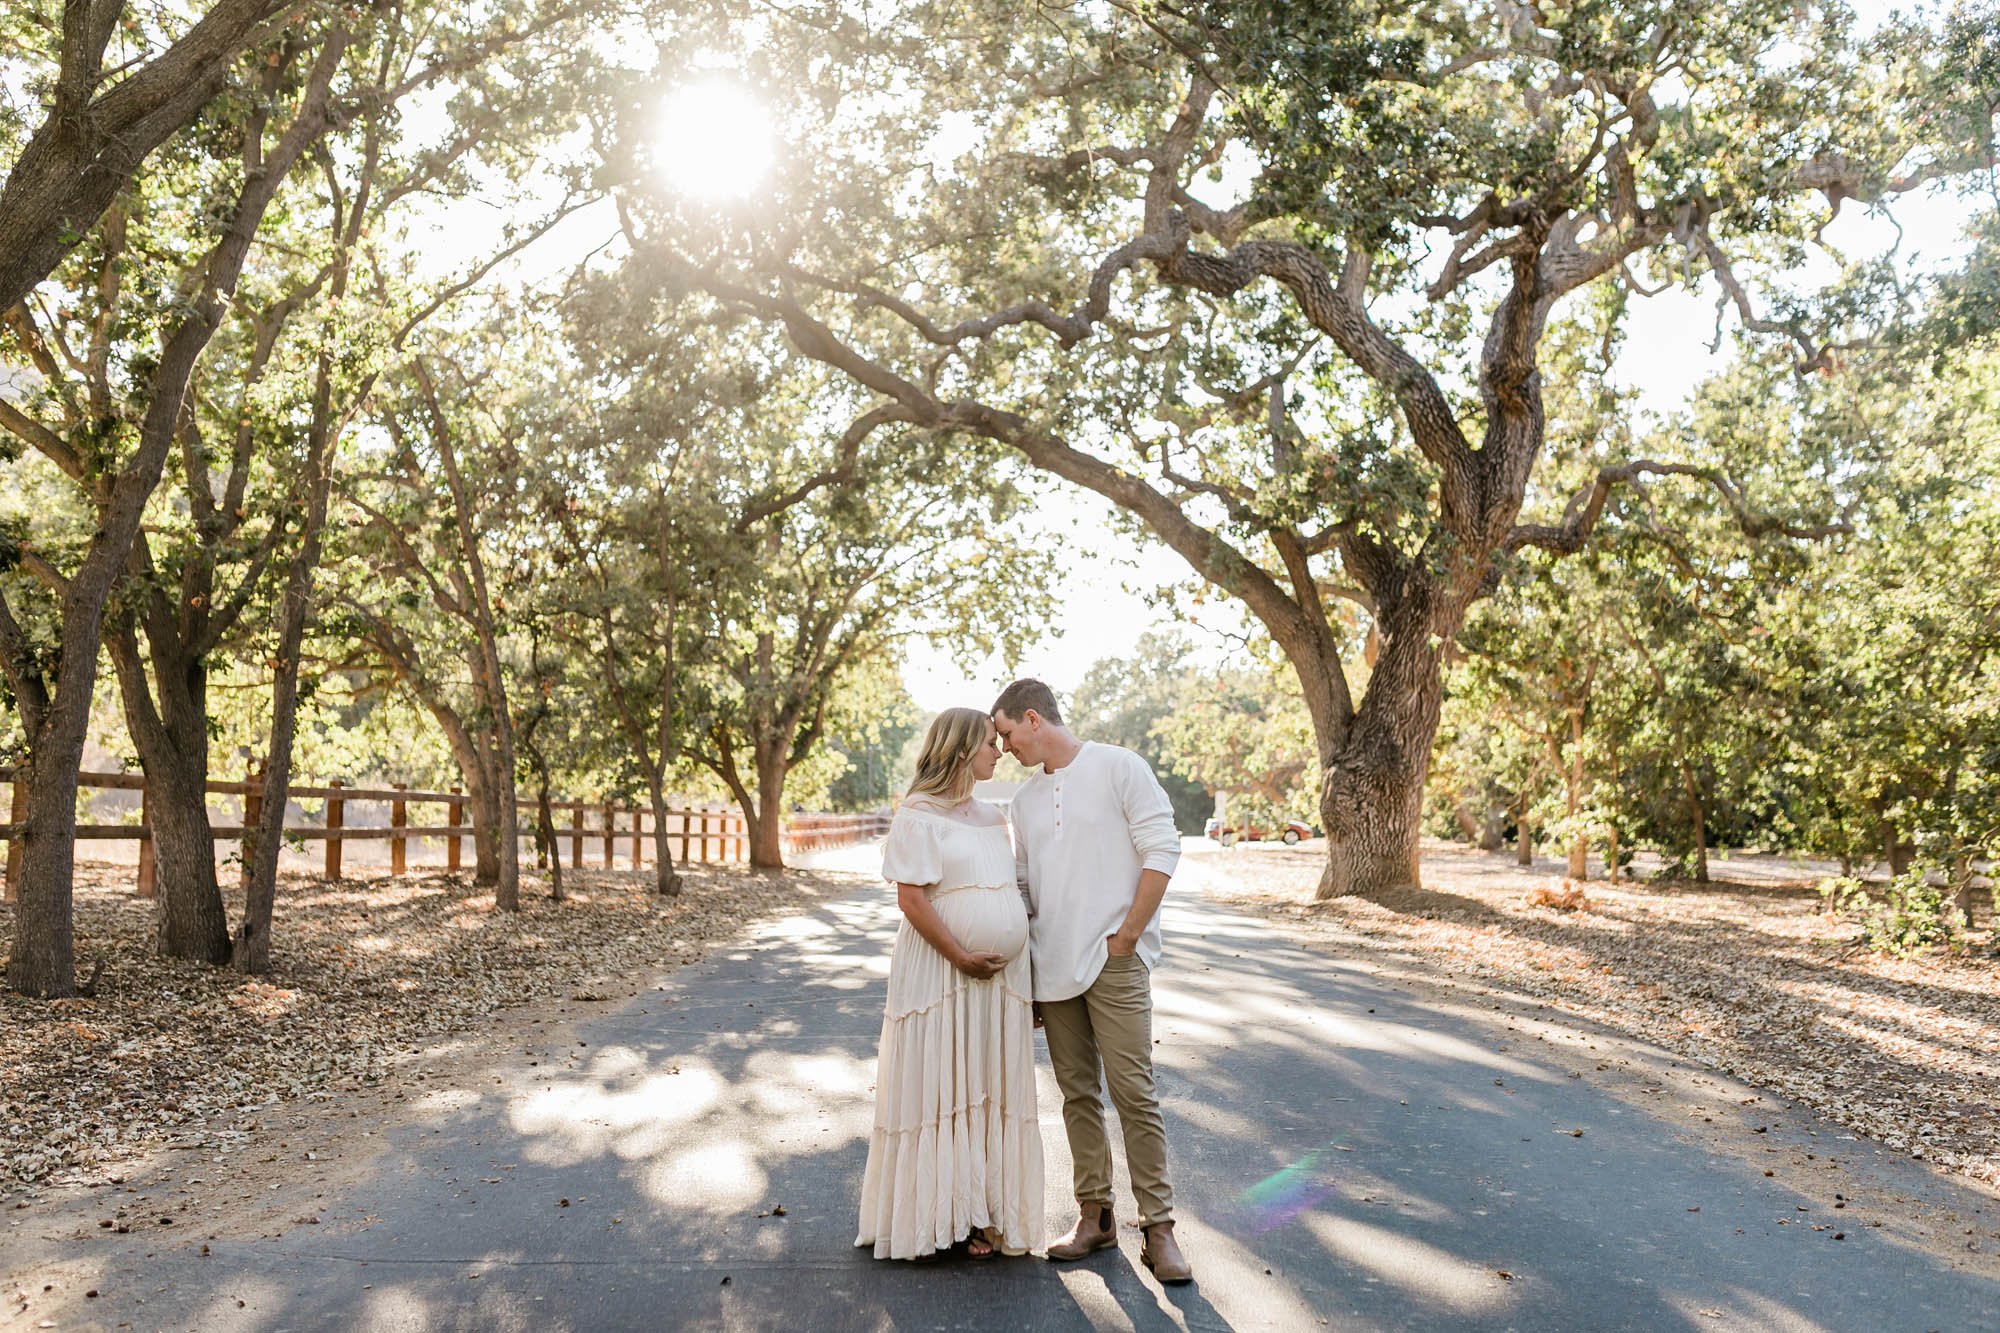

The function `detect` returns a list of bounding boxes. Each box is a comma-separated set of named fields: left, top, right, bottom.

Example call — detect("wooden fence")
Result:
left=0, top=770, right=891, bottom=899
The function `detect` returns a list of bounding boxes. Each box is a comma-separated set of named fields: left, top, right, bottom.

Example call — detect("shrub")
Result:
left=1817, top=870, right=1965, bottom=957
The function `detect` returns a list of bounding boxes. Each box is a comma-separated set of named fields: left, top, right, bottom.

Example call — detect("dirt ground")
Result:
left=0, top=860, right=845, bottom=1195
left=1178, top=839, right=2000, bottom=1199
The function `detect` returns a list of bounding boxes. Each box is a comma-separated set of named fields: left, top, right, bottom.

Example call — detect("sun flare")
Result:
left=654, top=79, right=774, bottom=200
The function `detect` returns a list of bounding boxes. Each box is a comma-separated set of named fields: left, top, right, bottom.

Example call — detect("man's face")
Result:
left=993, top=708, right=1042, bottom=770
left=971, top=720, right=1001, bottom=782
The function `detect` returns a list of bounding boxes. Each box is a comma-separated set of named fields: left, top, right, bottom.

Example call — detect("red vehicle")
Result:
left=1204, top=816, right=1314, bottom=847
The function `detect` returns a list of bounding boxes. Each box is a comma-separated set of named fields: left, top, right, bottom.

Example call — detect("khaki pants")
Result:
left=1039, top=952, right=1174, bottom=1227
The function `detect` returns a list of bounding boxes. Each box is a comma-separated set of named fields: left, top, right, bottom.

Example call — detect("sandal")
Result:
left=963, top=1226, right=1001, bottom=1259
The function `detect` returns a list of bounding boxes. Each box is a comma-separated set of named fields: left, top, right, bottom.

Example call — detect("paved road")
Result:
left=30, top=869, right=2000, bottom=1331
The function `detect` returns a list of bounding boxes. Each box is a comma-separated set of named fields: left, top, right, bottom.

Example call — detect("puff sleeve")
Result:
left=880, top=813, right=943, bottom=887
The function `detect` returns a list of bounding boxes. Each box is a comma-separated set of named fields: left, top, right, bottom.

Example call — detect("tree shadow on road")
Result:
left=90, top=876, right=2000, bottom=1332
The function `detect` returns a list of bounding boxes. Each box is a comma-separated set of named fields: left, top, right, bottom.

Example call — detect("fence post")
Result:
left=325, top=779, right=345, bottom=880
left=631, top=806, right=643, bottom=867
left=603, top=800, right=615, bottom=867
left=390, top=781, right=408, bottom=876
left=678, top=806, right=690, bottom=865
left=3, top=777, right=24, bottom=904
left=135, top=782, right=157, bottom=898
left=447, top=787, right=463, bottom=872
left=570, top=803, right=583, bottom=868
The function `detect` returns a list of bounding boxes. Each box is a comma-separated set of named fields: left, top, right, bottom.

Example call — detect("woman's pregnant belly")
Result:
left=935, top=886, right=1028, bottom=963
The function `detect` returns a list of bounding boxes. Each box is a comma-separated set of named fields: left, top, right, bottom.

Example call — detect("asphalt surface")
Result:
left=22, top=858, right=2000, bottom=1331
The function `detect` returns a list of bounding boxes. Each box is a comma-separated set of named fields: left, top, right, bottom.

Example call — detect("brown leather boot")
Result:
left=1141, top=1222, right=1192, bottom=1283
left=1045, top=1204, right=1117, bottom=1260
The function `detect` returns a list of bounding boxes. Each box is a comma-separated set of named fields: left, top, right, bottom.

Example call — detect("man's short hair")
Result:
left=992, top=678, right=1063, bottom=726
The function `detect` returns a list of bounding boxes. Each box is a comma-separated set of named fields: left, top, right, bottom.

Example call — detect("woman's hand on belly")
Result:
left=952, top=951, right=1009, bottom=979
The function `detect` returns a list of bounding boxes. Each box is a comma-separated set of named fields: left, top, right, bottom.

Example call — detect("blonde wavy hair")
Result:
left=906, top=707, right=992, bottom=803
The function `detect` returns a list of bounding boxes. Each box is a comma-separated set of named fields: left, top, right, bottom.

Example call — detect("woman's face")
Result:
left=970, top=719, right=1001, bottom=783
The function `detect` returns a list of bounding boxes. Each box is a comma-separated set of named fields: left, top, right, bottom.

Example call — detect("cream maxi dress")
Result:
left=855, top=796, right=1045, bottom=1260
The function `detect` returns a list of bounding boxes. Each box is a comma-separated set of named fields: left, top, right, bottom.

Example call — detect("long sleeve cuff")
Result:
left=1139, top=849, right=1180, bottom=876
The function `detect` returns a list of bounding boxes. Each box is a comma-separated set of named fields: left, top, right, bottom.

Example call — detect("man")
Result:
left=993, top=678, right=1192, bottom=1284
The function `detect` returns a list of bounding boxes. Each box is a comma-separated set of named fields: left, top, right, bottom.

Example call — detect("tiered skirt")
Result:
left=856, top=885, right=1045, bottom=1259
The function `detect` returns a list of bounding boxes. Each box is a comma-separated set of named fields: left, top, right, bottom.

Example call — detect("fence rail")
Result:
left=0, top=769, right=889, bottom=899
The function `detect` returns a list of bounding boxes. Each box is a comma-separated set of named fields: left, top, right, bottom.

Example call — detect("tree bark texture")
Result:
left=748, top=742, right=789, bottom=870
left=534, top=782, right=563, bottom=901
left=1312, top=637, right=1438, bottom=899
left=1881, top=820, right=1917, bottom=878
left=105, top=624, right=230, bottom=963
left=438, top=718, right=504, bottom=886
left=0, top=0, right=300, bottom=315
left=1565, top=708, right=1590, bottom=881
left=1683, top=764, right=1710, bottom=884
left=645, top=782, right=683, bottom=897
left=518, top=685, right=563, bottom=902
left=5, top=748, right=81, bottom=997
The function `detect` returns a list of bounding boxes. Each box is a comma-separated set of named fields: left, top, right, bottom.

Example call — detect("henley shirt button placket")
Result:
left=1052, top=775, right=1063, bottom=835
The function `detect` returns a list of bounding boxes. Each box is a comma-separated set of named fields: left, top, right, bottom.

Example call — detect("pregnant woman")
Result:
left=856, top=707, right=1045, bottom=1261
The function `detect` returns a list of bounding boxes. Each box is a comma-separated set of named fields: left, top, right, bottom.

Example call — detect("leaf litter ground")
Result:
left=0, top=861, right=833, bottom=1193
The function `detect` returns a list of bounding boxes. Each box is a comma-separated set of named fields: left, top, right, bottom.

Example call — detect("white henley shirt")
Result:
left=1010, top=741, right=1182, bottom=1002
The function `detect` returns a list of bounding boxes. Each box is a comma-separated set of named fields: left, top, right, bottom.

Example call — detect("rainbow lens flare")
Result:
left=1237, top=1149, right=1336, bottom=1235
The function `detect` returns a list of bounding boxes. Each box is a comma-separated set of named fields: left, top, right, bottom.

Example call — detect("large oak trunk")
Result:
left=748, top=805, right=785, bottom=869
left=8, top=547, right=153, bottom=995
left=1317, top=761, right=1426, bottom=901
left=1880, top=818, right=1917, bottom=878
left=1312, top=623, right=1442, bottom=901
